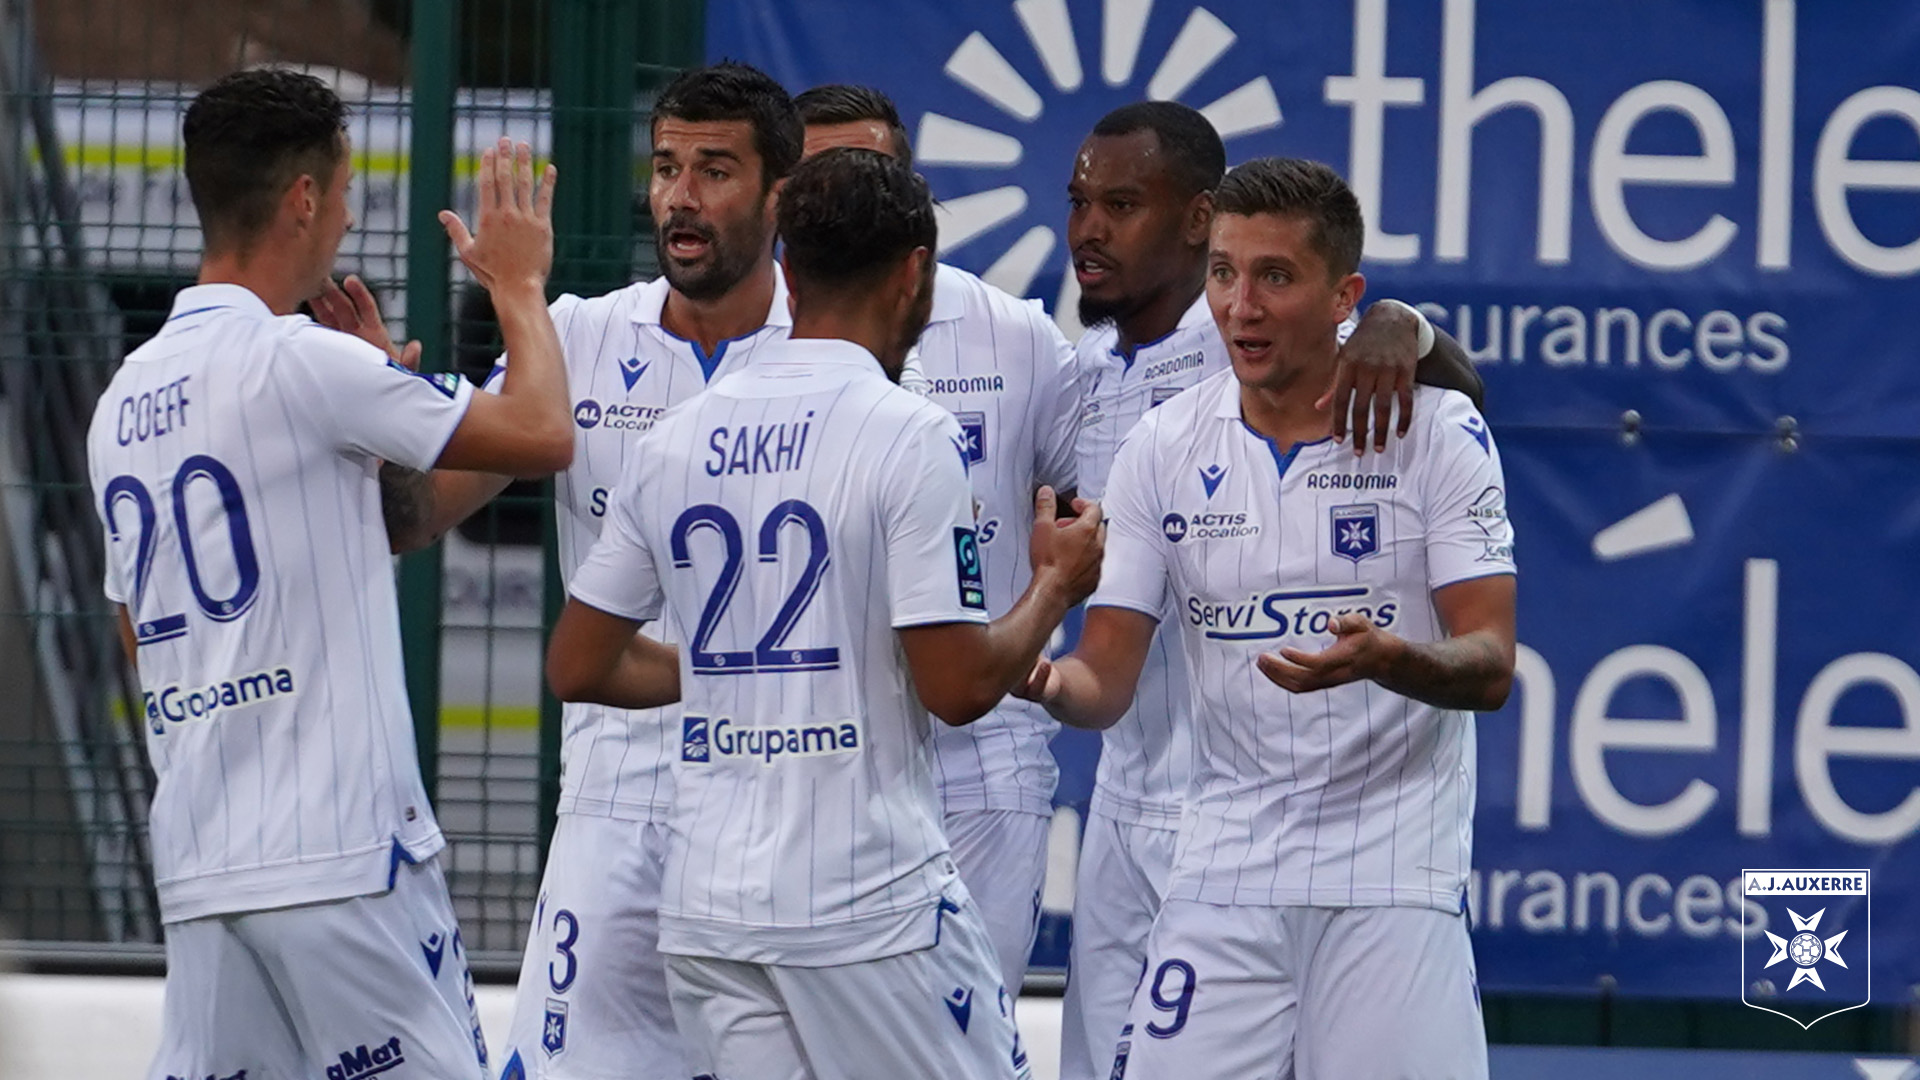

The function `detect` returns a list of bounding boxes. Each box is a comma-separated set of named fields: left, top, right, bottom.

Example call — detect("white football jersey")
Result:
left=486, top=271, right=793, bottom=821
left=1075, top=299, right=1356, bottom=827
left=916, top=264, right=1081, bottom=816
left=1092, top=372, right=1515, bottom=912
left=1073, top=296, right=1223, bottom=827
left=86, top=284, right=472, bottom=922
left=568, top=338, right=985, bottom=966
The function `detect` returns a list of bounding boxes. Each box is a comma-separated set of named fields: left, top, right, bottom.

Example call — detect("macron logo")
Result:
left=1199, top=463, right=1228, bottom=498
left=620, top=357, right=650, bottom=392
left=325, top=1037, right=405, bottom=1080
left=945, top=986, right=974, bottom=1033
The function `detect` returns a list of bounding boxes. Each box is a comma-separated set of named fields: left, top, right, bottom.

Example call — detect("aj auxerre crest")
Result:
left=1331, top=504, right=1380, bottom=563
left=1741, top=869, right=1870, bottom=1028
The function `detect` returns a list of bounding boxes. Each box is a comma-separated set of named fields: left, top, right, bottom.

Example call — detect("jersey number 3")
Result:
left=669, top=500, right=840, bottom=675
left=103, top=455, right=261, bottom=644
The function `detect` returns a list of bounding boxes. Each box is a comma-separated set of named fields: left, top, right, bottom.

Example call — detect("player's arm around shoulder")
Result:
left=1327, top=297, right=1485, bottom=455
left=1257, top=389, right=1516, bottom=710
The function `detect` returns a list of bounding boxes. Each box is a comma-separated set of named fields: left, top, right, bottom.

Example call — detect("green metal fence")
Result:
left=0, top=0, right=699, bottom=970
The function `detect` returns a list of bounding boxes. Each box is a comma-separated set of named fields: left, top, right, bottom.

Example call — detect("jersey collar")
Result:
left=164, top=283, right=274, bottom=325
left=1109, top=291, right=1214, bottom=370
left=760, top=337, right=892, bottom=381
left=923, top=263, right=969, bottom=326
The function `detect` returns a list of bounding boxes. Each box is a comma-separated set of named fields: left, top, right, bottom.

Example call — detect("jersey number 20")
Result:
left=103, top=455, right=261, bottom=644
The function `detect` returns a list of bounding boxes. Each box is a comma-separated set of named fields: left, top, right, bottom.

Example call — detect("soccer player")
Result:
left=544, top=147, right=1103, bottom=1080
left=1021, top=157, right=1515, bottom=1079
left=319, top=63, right=809, bottom=1080
left=796, top=83, right=1082, bottom=996
left=1058, top=102, right=1488, bottom=1080
left=86, top=70, right=568, bottom=1080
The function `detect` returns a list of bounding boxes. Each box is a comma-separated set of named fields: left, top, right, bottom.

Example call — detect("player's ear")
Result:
left=1334, top=271, right=1365, bottom=323
left=287, top=172, right=319, bottom=233
left=1184, top=190, right=1214, bottom=247
left=894, top=247, right=928, bottom=304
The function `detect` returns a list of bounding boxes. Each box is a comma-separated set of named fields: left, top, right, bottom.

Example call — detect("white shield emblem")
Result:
left=1740, top=868, right=1870, bottom=1028
left=542, top=998, right=569, bottom=1056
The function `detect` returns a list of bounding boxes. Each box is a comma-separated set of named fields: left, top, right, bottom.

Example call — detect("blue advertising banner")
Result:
left=709, top=0, right=1920, bottom=999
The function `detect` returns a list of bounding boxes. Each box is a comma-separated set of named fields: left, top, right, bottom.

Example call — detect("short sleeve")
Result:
left=882, top=407, right=990, bottom=628
left=281, top=325, right=473, bottom=471
left=1028, top=304, right=1082, bottom=493
left=566, top=447, right=666, bottom=623
left=1421, top=392, right=1515, bottom=589
left=1087, top=417, right=1168, bottom=621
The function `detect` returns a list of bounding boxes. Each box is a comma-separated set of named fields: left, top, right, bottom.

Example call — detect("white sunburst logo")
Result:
left=913, top=0, right=1283, bottom=335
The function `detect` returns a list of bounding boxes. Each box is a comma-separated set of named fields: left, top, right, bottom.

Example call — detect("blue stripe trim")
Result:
left=1112, top=324, right=1181, bottom=371
left=660, top=324, right=767, bottom=382
left=1261, top=586, right=1369, bottom=602
left=134, top=613, right=188, bottom=644
left=1240, top=420, right=1331, bottom=481
left=386, top=837, right=420, bottom=890
left=165, top=304, right=228, bottom=323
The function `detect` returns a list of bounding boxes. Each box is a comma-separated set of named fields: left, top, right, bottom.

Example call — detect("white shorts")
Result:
left=1113, top=901, right=1487, bottom=1080
left=146, top=856, right=487, bottom=1080
left=944, top=807, right=1050, bottom=993
left=1059, top=813, right=1176, bottom=1080
left=665, top=897, right=1032, bottom=1080
left=497, top=813, right=682, bottom=1080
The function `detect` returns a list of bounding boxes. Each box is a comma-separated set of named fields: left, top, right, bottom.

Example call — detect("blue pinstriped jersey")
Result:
left=87, top=284, right=468, bottom=922
left=568, top=339, right=985, bottom=965
left=915, top=265, right=1083, bottom=817
left=1093, top=373, right=1515, bottom=911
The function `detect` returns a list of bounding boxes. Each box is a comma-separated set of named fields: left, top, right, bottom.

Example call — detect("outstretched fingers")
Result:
left=514, top=141, right=535, bottom=215
left=438, top=210, right=474, bottom=253
left=535, top=163, right=558, bottom=221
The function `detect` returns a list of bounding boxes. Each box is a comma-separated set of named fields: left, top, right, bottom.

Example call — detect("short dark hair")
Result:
left=652, top=62, right=803, bottom=189
left=777, top=148, right=935, bottom=292
left=794, top=84, right=912, bottom=166
left=1089, top=101, right=1225, bottom=197
left=1213, top=157, right=1364, bottom=278
left=183, top=68, right=346, bottom=253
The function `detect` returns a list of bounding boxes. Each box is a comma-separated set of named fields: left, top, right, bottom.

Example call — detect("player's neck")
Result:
left=197, top=249, right=306, bottom=316
left=790, top=303, right=893, bottom=370
left=1237, top=345, right=1338, bottom=448
left=662, top=256, right=777, bottom=355
left=1114, top=276, right=1203, bottom=355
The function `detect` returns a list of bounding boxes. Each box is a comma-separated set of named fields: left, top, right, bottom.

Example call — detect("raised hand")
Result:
left=1029, top=486, right=1104, bottom=607
left=438, top=138, right=556, bottom=296
left=311, top=274, right=422, bottom=368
